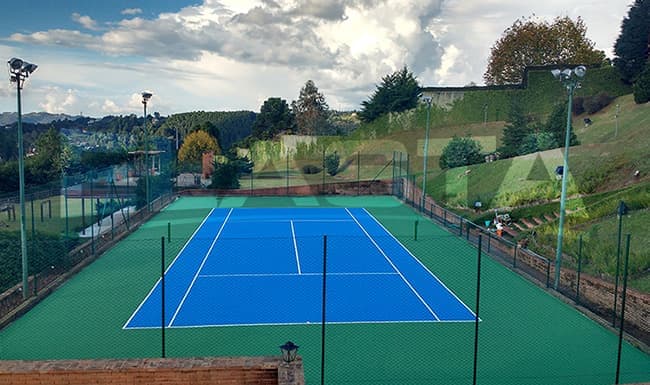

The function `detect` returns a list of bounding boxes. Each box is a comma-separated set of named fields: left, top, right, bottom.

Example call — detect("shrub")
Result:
left=324, top=152, right=340, bottom=176
left=439, top=136, right=483, bottom=169
left=302, top=164, right=322, bottom=174
left=583, top=92, right=614, bottom=114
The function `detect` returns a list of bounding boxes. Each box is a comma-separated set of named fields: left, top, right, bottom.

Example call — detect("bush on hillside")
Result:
left=572, top=96, right=585, bottom=115
left=439, top=136, right=483, bottom=169
left=582, top=92, right=614, bottom=114
left=324, top=152, right=340, bottom=176
left=302, top=164, right=322, bottom=174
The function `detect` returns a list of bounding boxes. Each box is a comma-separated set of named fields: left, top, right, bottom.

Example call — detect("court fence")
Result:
left=395, top=175, right=650, bottom=348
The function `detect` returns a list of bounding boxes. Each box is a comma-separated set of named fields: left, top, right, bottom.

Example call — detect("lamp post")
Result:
left=142, top=91, right=152, bottom=211
left=8, top=57, right=38, bottom=299
left=279, top=341, right=299, bottom=363
left=551, top=65, right=586, bottom=290
left=421, top=96, right=432, bottom=209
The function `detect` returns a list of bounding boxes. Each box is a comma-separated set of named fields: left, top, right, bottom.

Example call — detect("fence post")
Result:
left=614, top=234, right=631, bottom=385
left=513, top=244, right=518, bottom=268
left=472, top=235, right=483, bottom=385
left=459, top=217, right=463, bottom=236
left=466, top=221, right=470, bottom=241
left=546, top=262, right=551, bottom=288
left=576, top=235, right=583, bottom=305
left=414, top=220, right=418, bottom=241
left=286, top=154, right=290, bottom=196
left=357, top=152, right=361, bottom=196
left=90, top=179, right=95, bottom=255
left=168, top=222, right=171, bottom=243
left=321, top=235, right=328, bottom=385
left=487, top=232, right=491, bottom=254
left=161, top=236, right=166, bottom=358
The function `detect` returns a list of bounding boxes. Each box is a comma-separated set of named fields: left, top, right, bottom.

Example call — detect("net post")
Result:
left=473, top=234, right=483, bottom=385
left=614, top=234, right=631, bottom=385
left=161, top=236, right=166, bottom=358
left=321, top=234, right=327, bottom=385
left=576, top=234, right=583, bottom=305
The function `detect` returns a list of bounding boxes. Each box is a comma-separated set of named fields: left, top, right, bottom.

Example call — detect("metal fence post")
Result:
left=321, top=235, right=328, bottom=385
left=576, top=235, right=583, bottom=305
left=614, top=234, right=631, bottom=385
left=161, top=236, right=166, bottom=358
left=473, top=235, right=483, bottom=385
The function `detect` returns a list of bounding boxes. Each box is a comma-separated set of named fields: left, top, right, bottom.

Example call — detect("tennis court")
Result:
left=125, top=207, right=475, bottom=329
left=0, top=196, right=648, bottom=385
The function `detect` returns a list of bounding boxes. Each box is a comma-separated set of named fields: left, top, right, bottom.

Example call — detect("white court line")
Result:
left=197, top=272, right=399, bottom=278
left=362, top=208, right=478, bottom=319
left=345, top=208, right=441, bottom=321
left=168, top=208, right=233, bottom=327
left=123, top=207, right=216, bottom=329
left=290, top=220, right=302, bottom=274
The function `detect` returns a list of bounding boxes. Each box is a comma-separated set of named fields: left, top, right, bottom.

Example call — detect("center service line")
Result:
left=290, top=220, right=302, bottom=274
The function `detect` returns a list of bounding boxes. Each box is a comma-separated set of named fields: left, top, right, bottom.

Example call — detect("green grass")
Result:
left=0, top=196, right=648, bottom=385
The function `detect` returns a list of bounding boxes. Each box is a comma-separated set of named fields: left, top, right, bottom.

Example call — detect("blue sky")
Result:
left=0, top=0, right=632, bottom=117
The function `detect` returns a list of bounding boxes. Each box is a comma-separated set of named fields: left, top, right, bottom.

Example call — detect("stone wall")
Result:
left=0, top=356, right=304, bottom=385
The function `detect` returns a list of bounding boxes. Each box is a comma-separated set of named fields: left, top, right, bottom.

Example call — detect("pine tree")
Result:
left=291, top=80, right=330, bottom=135
left=359, top=66, right=421, bottom=122
left=614, top=0, right=650, bottom=84
left=545, top=103, right=579, bottom=147
left=499, top=98, right=532, bottom=158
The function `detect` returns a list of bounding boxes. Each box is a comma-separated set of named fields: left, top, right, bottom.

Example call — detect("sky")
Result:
left=0, top=0, right=633, bottom=117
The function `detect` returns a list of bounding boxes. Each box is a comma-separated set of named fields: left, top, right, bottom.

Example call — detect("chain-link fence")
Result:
left=0, top=198, right=648, bottom=385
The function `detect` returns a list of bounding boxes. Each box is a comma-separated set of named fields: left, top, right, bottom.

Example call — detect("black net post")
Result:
left=161, top=236, right=166, bottom=358
left=614, top=234, right=631, bottom=385
left=321, top=235, right=328, bottom=385
left=473, top=235, right=483, bottom=385
left=576, top=234, right=583, bottom=305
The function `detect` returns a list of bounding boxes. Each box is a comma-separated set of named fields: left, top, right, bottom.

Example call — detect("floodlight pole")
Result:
left=16, top=75, right=29, bottom=299
left=142, top=92, right=152, bottom=212
left=421, top=97, right=432, bottom=209
left=552, top=66, right=585, bottom=290
left=9, top=58, right=37, bottom=299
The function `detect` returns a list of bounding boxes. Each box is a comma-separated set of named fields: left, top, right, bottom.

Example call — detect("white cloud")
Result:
left=38, top=87, right=78, bottom=114
left=71, top=13, right=100, bottom=31
left=102, top=99, right=121, bottom=114
left=121, top=8, right=143, bottom=15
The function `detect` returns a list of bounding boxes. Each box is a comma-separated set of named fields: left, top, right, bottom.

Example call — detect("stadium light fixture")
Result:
left=279, top=341, right=299, bottom=363
left=421, top=96, right=432, bottom=209
left=551, top=65, right=586, bottom=290
left=8, top=57, right=38, bottom=299
left=142, top=91, right=153, bottom=211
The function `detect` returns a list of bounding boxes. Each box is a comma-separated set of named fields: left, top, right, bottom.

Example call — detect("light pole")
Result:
left=551, top=65, right=586, bottom=290
left=421, top=96, right=432, bottom=209
left=142, top=91, right=152, bottom=211
left=8, top=57, right=38, bottom=299
left=614, top=103, right=620, bottom=138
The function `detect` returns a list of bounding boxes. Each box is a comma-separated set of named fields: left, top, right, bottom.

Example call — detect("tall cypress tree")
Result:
left=614, top=0, right=650, bottom=84
left=545, top=103, right=579, bottom=148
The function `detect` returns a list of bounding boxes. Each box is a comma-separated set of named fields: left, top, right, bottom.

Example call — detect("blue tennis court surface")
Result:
left=124, top=208, right=476, bottom=328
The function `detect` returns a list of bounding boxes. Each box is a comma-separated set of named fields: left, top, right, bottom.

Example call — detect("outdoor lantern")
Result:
left=279, top=341, right=299, bottom=363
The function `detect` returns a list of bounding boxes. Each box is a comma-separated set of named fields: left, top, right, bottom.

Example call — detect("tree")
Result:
left=359, top=66, right=421, bottom=122
left=500, top=98, right=533, bottom=158
left=519, top=132, right=559, bottom=155
left=633, top=62, right=650, bottom=103
left=177, top=130, right=220, bottom=166
left=484, top=16, right=605, bottom=85
left=545, top=103, right=579, bottom=148
left=251, top=97, right=295, bottom=140
left=292, top=80, right=330, bottom=135
left=28, top=127, right=70, bottom=183
left=439, top=136, right=483, bottom=169
left=614, top=0, right=650, bottom=84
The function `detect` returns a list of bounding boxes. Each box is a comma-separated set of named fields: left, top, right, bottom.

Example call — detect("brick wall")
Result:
left=0, top=356, right=304, bottom=385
